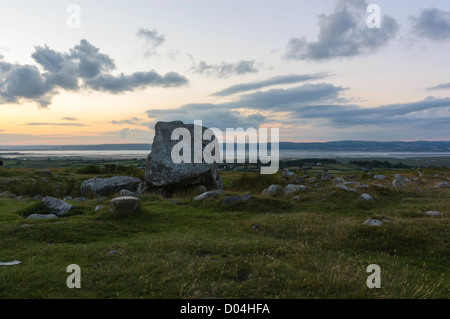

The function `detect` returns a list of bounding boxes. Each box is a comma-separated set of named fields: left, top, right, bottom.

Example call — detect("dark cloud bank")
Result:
left=0, top=39, right=188, bottom=108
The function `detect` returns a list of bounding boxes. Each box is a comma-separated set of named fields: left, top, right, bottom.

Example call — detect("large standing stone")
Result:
left=81, top=176, right=142, bottom=197
left=145, top=121, right=223, bottom=195
left=42, top=196, right=73, bottom=217
left=109, top=196, right=141, bottom=215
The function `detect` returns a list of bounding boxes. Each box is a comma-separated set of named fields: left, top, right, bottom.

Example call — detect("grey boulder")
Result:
left=42, top=196, right=73, bottom=217
left=283, top=184, right=307, bottom=196
left=262, top=184, right=283, bottom=196
left=81, top=176, right=142, bottom=197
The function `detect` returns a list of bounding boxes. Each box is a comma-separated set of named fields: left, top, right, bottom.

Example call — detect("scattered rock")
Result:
left=381, top=218, right=392, bottom=223
left=0, top=261, right=21, bottom=266
left=95, top=205, right=105, bottom=211
left=109, top=196, right=141, bottom=215
left=360, top=193, right=373, bottom=201
left=144, top=121, right=224, bottom=194
left=0, top=191, right=16, bottom=198
left=282, top=169, right=296, bottom=180
left=289, top=196, right=302, bottom=201
left=308, top=178, right=317, bottom=183
left=374, top=175, right=386, bottom=180
left=27, top=214, right=58, bottom=219
left=392, top=177, right=406, bottom=188
left=424, top=211, right=442, bottom=217
left=333, top=178, right=345, bottom=184
left=222, top=194, right=253, bottom=205
left=81, top=176, right=143, bottom=197
left=435, top=182, right=450, bottom=188
left=336, top=184, right=357, bottom=192
left=42, top=196, right=73, bottom=217
left=283, top=184, right=307, bottom=196
left=73, top=197, right=89, bottom=202
left=262, top=184, right=283, bottom=196
left=63, top=196, right=73, bottom=201
left=363, top=219, right=383, bottom=227
left=32, top=195, right=42, bottom=200
left=321, top=171, right=333, bottom=181
left=193, top=190, right=223, bottom=201
left=251, top=224, right=261, bottom=230
left=136, top=181, right=148, bottom=195
left=107, top=250, right=118, bottom=256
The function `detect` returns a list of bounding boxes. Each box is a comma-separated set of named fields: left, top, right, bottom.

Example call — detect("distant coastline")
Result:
left=1, top=140, right=450, bottom=152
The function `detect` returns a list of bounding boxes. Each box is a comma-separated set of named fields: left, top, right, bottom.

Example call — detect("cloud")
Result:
left=192, top=60, right=258, bottom=78
left=0, top=39, right=188, bottom=108
left=284, top=0, right=398, bottom=61
left=137, top=28, right=166, bottom=56
left=146, top=81, right=346, bottom=129
left=212, top=73, right=329, bottom=96
left=24, top=122, right=87, bottom=127
left=428, top=83, right=450, bottom=91
left=234, top=83, right=346, bottom=110
left=110, top=119, right=140, bottom=125
left=62, top=117, right=77, bottom=121
left=85, top=71, right=188, bottom=93
left=147, top=106, right=267, bottom=130
left=289, top=96, right=450, bottom=127
left=410, top=8, right=450, bottom=41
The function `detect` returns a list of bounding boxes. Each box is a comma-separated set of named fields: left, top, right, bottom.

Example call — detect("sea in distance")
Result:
left=1, top=149, right=450, bottom=161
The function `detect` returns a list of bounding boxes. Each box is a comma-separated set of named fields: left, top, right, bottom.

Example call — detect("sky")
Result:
left=0, top=0, right=450, bottom=145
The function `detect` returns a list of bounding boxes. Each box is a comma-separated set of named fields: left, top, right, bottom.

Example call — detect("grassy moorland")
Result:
left=0, top=160, right=448, bottom=299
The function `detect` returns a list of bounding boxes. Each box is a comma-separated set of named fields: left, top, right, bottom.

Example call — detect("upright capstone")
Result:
left=145, top=121, right=223, bottom=195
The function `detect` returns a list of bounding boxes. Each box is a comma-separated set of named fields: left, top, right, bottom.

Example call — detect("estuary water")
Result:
left=1, top=150, right=450, bottom=160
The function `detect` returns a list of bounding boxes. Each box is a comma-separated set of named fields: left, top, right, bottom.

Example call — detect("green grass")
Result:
left=0, top=164, right=449, bottom=299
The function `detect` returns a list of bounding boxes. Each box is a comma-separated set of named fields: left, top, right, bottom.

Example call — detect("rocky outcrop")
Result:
left=145, top=121, right=223, bottom=196
left=80, top=176, right=142, bottom=197
left=42, top=196, right=73, bottom=217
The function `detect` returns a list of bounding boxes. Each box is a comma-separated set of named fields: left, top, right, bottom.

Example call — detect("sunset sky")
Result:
left=1, top=0, right=450, bottom=145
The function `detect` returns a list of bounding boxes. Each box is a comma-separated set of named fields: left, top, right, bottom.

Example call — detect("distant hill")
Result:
left=1, top=141, right=450, bottom=152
